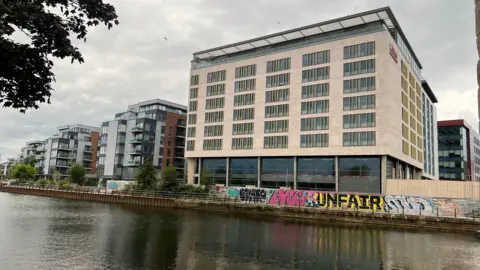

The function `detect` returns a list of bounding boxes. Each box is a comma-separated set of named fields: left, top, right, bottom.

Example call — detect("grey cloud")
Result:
left=0, top=0, right=477, bottom=159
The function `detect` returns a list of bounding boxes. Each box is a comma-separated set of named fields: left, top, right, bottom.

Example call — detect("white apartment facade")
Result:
left=421, top=81, right=439, bottom=180
left=185, top=7, right=434, bottom=193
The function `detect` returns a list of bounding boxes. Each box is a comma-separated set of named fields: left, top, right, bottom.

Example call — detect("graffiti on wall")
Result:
left=213, top=186, right=480, bottom=218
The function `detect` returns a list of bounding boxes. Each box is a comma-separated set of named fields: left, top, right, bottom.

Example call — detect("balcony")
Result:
left=130, top=138, right=143, bottom=144
left=127, top=149, right=143, bottom=155
left=83, top=156, right=93, bottom=161
left=130, top=126, right=143, bottom=133
left=58, top=145, right=73, bottom=151
left=56, top=163, right=72, bottom=168
left=127, top=160, right=141, bottom=166
left=84, top=148, right=93, bottom=153
left=58, top=154, right=76, bottom=160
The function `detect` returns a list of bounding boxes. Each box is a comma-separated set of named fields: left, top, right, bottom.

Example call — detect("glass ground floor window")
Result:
left=297, top=157, right=335, bottom=191
left=261, top=157, right=294, bottom=189
left=202, top=158, right=227, bottom=185
left=229, top=158, right=258, bottom=186
left=338, top=157, right=380, bottom=193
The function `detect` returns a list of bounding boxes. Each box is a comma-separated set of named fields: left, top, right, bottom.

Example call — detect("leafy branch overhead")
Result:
left=0, top=0, right=119, bottom=112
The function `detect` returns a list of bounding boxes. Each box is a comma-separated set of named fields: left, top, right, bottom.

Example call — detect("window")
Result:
left=188, top=114, right=197, bottom=125
left=403, top=141, right=409, bottom=155
left=266, top=73, right=290, bottom=88
left=302, top=83, right=329, bottom=98
left=343, top=113, right=376, bottom=129
left=416, top=82, right=422, bottom=96
left=267, top=58, right=291, bottom=73
left=343, top=131, right=376, bottom=146
left=232, top=122, right=254, bottom=135
left=205, top=97, right=224, bottom=110
left=302, top=66, right=330, bottom=82
left=401, top=61, right=408, bottom=77
left=234, top=79, right=256, bottom=92
left=410, top=116, right=416, bottom=130
left=402, top=108, right=409, bottom=123
left=411, top=145, right=417, bottom=159
left=343, top=59, right=375, bottom=76
left=302, top=50, right=330, bottom=66
left=402, top=125, right=409, bottom=139
left=264, top=120, right=289, bottom=133
left=207, top=70, right=226, bottom=83
left=206, top=84, right=225, bottom=96
left=232, top=137, right=253, bottom=150
left=417, top=109, right=422, bottom=121
left=301, top=134, right=329, bottom=148
left=265, top=104, right=289, bottom=118
left=264, top=136, right=288, bottom=149
left=410, top=130, right=416, bottom=145
left=344, top=42, right=375, bottom=59
left=343, top=77, right=375, bottom=93
left=409, top=72, right=415, bottom=86
left=417, top=123, right=422, bottom=135
left=416, top=96, right=422, bottom=108
left=401, top=76, right=408, bottom=92
left=203, top=139, right=222, bottom=150
left=233, top=108, right=255, bottom=121
left=235, top=64, right=256, bottom=78
left=204, top=125, right=223, bottom=137
left=402, top=92, right=408, bottom=107
left=301, top=117, right=329, bottom=131
left=189, top=101, right=197, bottom=112
left=187, top=127, right=196, bottom=137
left=190, top=88, right=198, bottom=99
left=418, top=151, right=423, bottom=162
left=190, top=75, right=199, bottom=86
left=409, top=87, right=415, bottom=100
left=266, top=88, right=289, bottom=103
left=205, top=111, right=224, bottom=123
left=301, top=100, right=329, bottom=115
left=234, top=93, right=255, bottom=106
left=417, top=135, right=422, bottom=149
left=343, top=95, right=375, bottom=111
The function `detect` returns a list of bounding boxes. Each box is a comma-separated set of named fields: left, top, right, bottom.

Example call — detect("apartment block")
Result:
left=186, top=7, right=434, bottom=193
left=97, top=99, right=187, bottom=181
left=438, top=119, right=480, bottom=181
left=421, top=81, right=439, bottom=180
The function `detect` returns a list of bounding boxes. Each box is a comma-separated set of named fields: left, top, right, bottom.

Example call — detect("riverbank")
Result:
left=1, top=185, right=479, bottom=233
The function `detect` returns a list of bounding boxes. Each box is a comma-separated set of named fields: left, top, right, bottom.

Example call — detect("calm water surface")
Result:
left=0, top=192, right=479, bottom=270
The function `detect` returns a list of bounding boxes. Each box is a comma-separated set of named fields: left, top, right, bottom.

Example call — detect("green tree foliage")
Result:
left=52, top=170, right=61, bottom=182
left=22, top=155, right=36, bottom=167
left=136, top=157, right=157, bottom=190
left=0, top=0, right=119, bottom=112
left=69, top=164, right=86, bottom=185
left=11, top=164, right=37, bottom=182
left=161, top=165, right=178, bottom=191
left=200, top=169, right=214, bottom=193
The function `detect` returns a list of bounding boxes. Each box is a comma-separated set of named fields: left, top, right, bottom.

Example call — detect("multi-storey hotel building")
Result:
left=185, top=7, right=438, bottom=193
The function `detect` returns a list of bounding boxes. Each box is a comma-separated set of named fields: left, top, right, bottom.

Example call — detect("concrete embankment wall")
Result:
left=1, top=186, right=479, bottom=233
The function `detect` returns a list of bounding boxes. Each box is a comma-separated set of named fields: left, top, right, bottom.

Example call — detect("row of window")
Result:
left=264, top=136, right=288, bottom=149
left=190, top=88, right=198, bottom=99
left=302, top=50, right=330, bottom=67
left=266, top=73, right=290, bottom=88
left=233, top=108, right=255, bottom=121
left=343, top=113, right=376, bottom=129
left=203, top=139, right=222, bottom=151
left=206, top=84, right=225, bottom=96
left=344, top=59, right=375, bottom=76
left=301, top=134, right=328, bottom=148
left=232, top=137, right=253, bottom=150
left=207, top=70, right=226, bottom=83
left=186, top=140, right=195, bottom=151
left=302, top=83, right=329, bottom=99
left=301, top=100, right=329, bottom=115
left=188, top=114, right=197, bottom=125
left=301, top=117, right=328, bottom=131
left=234, top=79, right=256, bottom=92
left=205, top=97, right=224, bottom=110
left=266, top=88, right=289, bottom=103
left=234, top=93, right=255, bottom=106
left=302, top=67, right=329, bottom=83
left=205, top=111, right=224, bottom=123
left=265, top=104, right=289, bottom=118
left=343, top=95, right=375, bottom=111
left=267, top=58, right=291, bottom=73
left=343, top=77, right=375, bottom=94
left=235, top=64, right=256, bottom=79
left=232, top=122, right=254, bottom=135
left=264, top=119, right=289, bottom=133
left=343, top=131, right=376, bottom=146
left=204, top=125, right=223, bottom=137
left=189, top=101, right=197, bottom=112
left=344, top=41, right=375, bottom=60
left=187, top=127, right=196, bottom=137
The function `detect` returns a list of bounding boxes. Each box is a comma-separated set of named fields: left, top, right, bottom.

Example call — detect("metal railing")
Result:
left=3, top=184, right=480, bottom=221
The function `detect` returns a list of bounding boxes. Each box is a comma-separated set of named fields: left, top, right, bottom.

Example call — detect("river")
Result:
left=0, top=192, right=479, bottom=270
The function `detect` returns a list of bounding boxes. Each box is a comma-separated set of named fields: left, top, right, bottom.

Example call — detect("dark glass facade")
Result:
left=260, top=158, right=294, bottom=189
left=297, top=157, right=335, bottom=191
left=338, top=157, right=381, bottom=193
left=438, top=125, right=469, bottom=180
left=229, top=158, right=258, bottom=186
left=202, top=158, right=227, bottom=185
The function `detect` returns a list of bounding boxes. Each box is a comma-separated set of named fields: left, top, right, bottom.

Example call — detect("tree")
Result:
left=136, top=157, right=157, bottom=190
left=0, top=1, right=119, bottom=112
left=200, top=169, right=214, bottom=193
left=52, top=170, right=61, bottom=182
left=69, top=164, right=86, bottom=185
left=11, top=164, right=37, bottom=182
left=22, top=155, right=36, bottom=167
left=161, top=165, right=178, bottom=191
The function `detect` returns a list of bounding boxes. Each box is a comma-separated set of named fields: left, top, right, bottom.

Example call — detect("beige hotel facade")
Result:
left=185, top=7, right=438, bottom=194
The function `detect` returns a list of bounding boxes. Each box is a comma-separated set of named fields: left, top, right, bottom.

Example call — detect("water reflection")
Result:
left=0, top=193, right=479, bottom=270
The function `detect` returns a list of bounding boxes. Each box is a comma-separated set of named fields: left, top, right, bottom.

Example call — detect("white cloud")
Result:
left=0, top=0, right=477, bottom=160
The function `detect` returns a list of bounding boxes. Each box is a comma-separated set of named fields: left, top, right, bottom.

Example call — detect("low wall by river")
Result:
left=1, top=186, right=480, bottom=233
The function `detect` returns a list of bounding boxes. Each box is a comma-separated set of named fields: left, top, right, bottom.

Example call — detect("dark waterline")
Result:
left=0, top=193, right=479, bottom=270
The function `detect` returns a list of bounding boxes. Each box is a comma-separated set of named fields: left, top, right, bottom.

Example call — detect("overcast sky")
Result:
left=0, top=0, right=476, bottom=160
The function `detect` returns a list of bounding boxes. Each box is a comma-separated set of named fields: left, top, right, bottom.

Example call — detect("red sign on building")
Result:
left=389, top=43, right=398, bottom=63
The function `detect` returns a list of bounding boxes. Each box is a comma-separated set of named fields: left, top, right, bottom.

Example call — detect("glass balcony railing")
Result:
left=130, top=126, right=143, bottom=133
left=127, top=149, right=143, bottom=155
left=127, top=160, right=141, bottom=165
